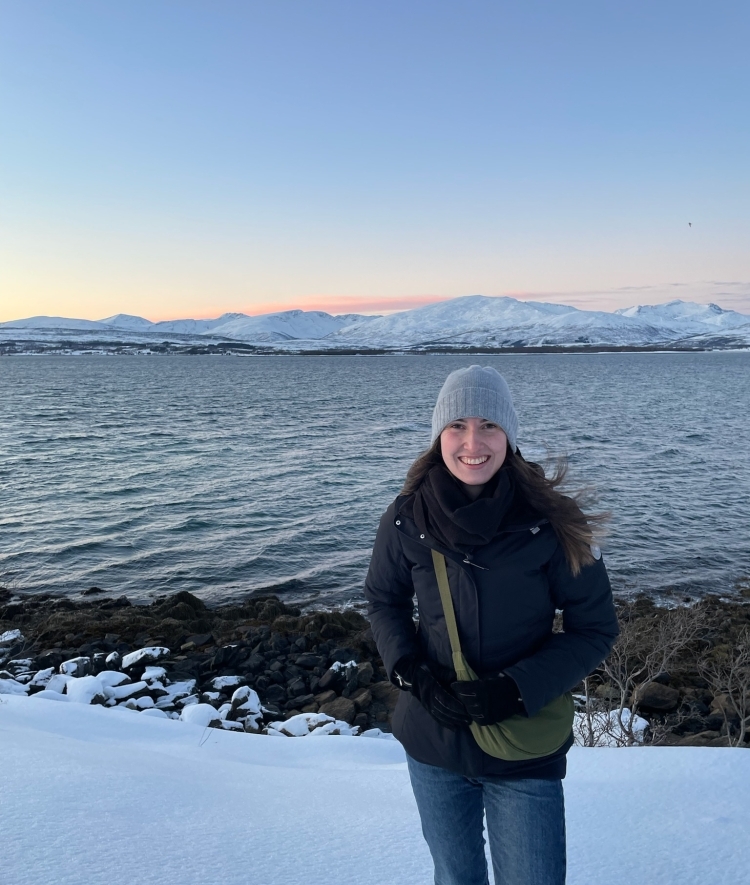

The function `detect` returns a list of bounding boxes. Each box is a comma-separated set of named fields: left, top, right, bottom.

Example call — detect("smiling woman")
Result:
left=364, top=364, right=620, bottom=885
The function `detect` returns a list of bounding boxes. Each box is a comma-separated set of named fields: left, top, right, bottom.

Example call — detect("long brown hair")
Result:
left=401, top=440, right=608, bottom=576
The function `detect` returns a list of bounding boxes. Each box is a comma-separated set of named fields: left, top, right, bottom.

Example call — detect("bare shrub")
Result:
left=698, top=626, right=750, bottom=747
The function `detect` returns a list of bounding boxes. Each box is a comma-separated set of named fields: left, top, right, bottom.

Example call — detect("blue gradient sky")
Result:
left=1, top=1, right=749, bottom=321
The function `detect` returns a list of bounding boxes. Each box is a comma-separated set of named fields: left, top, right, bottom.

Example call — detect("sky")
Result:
left=1, top=1, right=749, bottom=322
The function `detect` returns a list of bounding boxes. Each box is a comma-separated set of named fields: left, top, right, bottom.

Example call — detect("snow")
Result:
left=209, top=674, right=244, bottom=690
left=0, top=628, right=24, bottom=644
left=65, top=675, right=107, bottom=704
left=0, top=677, right=27, bottom=695
left=120, top=646, right=170, bottom=669
left=5, top=297, right=749, bottom=350
left=573, top=708, right=650, bottom=747
left=329, top=659, right=358, bottom=671
left=179, top=701, right=222, bottom=727
left=0, top=695, right=748, bottom=885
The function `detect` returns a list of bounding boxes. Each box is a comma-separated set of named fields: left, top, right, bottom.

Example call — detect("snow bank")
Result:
left=1, top=695, right=748, bottom=885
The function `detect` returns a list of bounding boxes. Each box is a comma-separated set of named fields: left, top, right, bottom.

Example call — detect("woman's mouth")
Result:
left=458, top=456, right=490, bottom=466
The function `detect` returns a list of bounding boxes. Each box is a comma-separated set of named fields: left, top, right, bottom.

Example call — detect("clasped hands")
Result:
left=392, top=655, right=525, bottom=730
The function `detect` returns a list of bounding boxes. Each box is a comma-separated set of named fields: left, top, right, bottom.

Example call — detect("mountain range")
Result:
left=2, top=296, right=750, bottom=352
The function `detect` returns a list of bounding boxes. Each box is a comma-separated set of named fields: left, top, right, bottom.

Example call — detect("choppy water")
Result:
left=1, top=353, right=748, bottom=607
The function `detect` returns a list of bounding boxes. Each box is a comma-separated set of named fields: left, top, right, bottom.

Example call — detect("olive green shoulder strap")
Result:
left=430, top=549, right=463, bottom=659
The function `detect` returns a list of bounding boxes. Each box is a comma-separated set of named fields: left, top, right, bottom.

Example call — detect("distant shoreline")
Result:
left=3, top=341, right=750, bottom=357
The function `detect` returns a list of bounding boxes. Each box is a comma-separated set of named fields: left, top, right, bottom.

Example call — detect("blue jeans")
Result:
left=407, top=754, right=566, bottom=885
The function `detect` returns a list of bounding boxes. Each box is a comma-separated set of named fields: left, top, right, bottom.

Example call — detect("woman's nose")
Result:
left=463, top=427, right=481, bottom=449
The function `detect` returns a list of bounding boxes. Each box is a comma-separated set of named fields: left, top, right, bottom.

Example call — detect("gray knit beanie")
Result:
left=431, top=365, right=518, bottom=450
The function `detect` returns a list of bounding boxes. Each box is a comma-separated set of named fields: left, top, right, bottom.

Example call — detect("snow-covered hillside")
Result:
left=331, top=296, right=671, bottom=348
left=3, top=297, right=750, bottom=351
left=615, top=300, right=750, bottom=334
left=1, top=694, right=748, bottom=885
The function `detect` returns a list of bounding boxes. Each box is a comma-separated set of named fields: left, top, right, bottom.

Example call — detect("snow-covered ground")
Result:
left=1, top=694, right=747, bottom=885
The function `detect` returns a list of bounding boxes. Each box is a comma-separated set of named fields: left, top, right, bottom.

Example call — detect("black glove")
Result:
left=451, top=673, right=526, bottom=726
left=392, top=655, right=472, bottom=731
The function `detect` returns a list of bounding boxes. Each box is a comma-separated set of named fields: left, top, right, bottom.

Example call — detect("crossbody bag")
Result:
left=431, top=549, right=574, bottom=761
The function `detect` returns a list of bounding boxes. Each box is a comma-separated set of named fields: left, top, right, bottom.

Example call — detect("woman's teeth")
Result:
left=459, top=456, right=489, bottom=465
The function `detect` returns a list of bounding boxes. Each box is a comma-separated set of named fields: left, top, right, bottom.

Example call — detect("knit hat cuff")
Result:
left=431, top=387, right=519, bottom=450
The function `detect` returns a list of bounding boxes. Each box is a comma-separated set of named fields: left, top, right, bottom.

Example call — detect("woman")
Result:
left=364, top=365, right=619, bottom=885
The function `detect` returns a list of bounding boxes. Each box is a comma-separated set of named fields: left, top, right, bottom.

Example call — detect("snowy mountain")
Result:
left=2, top=316, right=111, bottom=331
left=201, top=309, right=376, bottom=342
left=331, top=295, right=676, bottom=348
left=615, top=300, right=750, bottom=334
left=99, top=314, right=156, bottom=332
left=97, top=310, right=377, bottom=342
left=2, top=297, right=749, bottom=351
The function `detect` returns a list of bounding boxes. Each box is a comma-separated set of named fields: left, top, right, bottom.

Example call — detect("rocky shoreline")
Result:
left=1, top=585, right=749, bottom=745
left=0, top=588, right=400, bottom=735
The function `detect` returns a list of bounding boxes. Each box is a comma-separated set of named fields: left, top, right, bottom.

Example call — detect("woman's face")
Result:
left=440, top=417, right=508, bottom=488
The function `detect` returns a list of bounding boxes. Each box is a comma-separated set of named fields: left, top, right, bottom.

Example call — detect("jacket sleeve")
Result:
left=363, top=503, right=419, bottom=678
left=504, top=545, right=620, bottom=717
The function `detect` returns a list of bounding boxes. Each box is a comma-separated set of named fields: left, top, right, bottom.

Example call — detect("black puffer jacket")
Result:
left=364, top=489, right=619, bottom=779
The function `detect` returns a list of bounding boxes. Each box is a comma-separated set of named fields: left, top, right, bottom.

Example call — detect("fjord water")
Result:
left=1, top=353, right=748, bottom=607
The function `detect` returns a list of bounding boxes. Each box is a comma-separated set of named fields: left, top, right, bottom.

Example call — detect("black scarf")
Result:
left=412, top=463, right=517, bottom=553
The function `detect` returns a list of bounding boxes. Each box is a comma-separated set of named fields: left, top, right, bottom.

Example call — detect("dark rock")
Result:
left=92, top=653, right=109, bottom=674
left=211, top=645, right=242, bottom=670
left=270, top=671, right=285, bottom=685
left=349, top=687, right=373, bottom=711
left=314, top=689, right=337, bottom=705
left=287, top=677, right=307, bottom=697
left=651, top=671, right=671, bottom=685
left=330, top=647, right=359, bottom=665
left=261, top=703, right=283, bottom=722
left=255, top=675, right=270, bottom=691
left=675, top=731, right=728, bottom=747
left=105, top=651, right=121, bottom=670
left=243, top=653, right=265, bottom=674
left=319, top=697, right=356, bottom=724
left=356, top=662, right=374, bottom=686
left=633, top=681, right=680, bottom=713
left=82, top=587, right=104, bottom=596
left=318, top=667, right=346, bottom=693
left=181, top=633, right=213, bottom=650
left=101, top=595, right=131, bottom=609
left=295, top=653, right=324, bottom=670
left=35, top=650, right=64, bottom=671
left=286, top=693, right=315, bottom=710
left=370, top=681, right=400, bottom=713
left=709, top=693, right=740, bottom=723
left=342, top=671, right=360, bottom=697
left=263, top=684, right=287, bottom=704
left=320, top=622, right=346, bottom=640
left=354, top=713, right=368, bottom=729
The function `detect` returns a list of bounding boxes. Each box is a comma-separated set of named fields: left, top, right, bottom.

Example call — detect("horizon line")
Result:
left=4, top=287, right=750, bottom=325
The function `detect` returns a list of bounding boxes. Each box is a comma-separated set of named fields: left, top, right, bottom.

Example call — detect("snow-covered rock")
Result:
left=209, top=674, right=244, bottom=691
left=65, top=675, right=108, bottom=705
left=0, top=629, right=24, bottom=645
left=59, top=657, right=91, bottom=677
left=31, top=689, right=69, bottom=702
left=46, top=674, right=73, bottom=694
left=266, top=712, right=360, bottom=737
left=0, top=677, right=28, bottom=695
left=180, top=703, right=222, bottom=727
left=121, top=647, right=170, bottom=670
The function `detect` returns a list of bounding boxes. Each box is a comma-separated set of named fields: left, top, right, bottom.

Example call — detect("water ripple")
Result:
left=1, top=352, right=749, bottom=606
